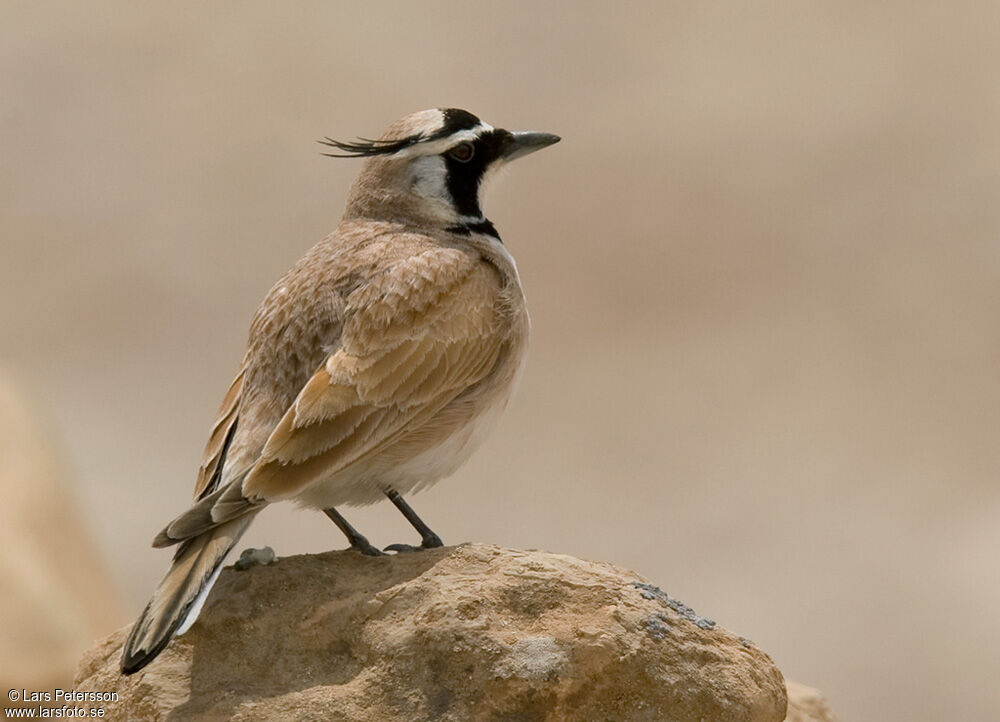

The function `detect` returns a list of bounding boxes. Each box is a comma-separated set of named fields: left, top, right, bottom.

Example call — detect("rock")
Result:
left=784, top=680, right=836, bottom=722
left=233, top=546, right=276, bottom=571
left=0, top=375, right=125, bottom=695
left=76, top=544, right=788, bottom=721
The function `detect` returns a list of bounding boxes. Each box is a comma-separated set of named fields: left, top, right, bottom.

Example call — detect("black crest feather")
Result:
left=318, top=135, right=421, bottom=158
left=318, top=109, right=482, bottom=159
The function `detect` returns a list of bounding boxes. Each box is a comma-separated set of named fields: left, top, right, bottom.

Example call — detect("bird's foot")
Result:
left=348, top=536, right=387, bottom=557
left=384, top=533, right=443, bottom=553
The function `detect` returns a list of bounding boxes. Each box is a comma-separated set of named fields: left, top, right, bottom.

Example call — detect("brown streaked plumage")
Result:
left=121, top=108, right=559, bottom=674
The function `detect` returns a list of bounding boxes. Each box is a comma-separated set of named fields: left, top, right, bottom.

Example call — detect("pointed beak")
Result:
left=502, top=131, right=561, bottom=161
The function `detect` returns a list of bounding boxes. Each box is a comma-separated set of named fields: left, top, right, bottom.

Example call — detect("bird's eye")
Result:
left=448, top=141, right=475, bottom=162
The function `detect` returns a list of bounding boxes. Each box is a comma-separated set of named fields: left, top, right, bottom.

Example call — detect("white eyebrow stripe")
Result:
left=395, top=123, right=494, bottom=158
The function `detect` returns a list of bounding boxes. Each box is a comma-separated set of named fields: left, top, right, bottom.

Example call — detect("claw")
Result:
left=384, top=543, right=423, bottom=554
left=384, top=536, right=443, bottom=554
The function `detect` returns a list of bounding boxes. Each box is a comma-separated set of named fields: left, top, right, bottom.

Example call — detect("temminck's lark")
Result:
left=120, top=108, right=559, bottom=674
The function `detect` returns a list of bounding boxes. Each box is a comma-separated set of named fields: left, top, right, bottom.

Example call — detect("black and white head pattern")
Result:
left=321, top=108, right=516, bottom=239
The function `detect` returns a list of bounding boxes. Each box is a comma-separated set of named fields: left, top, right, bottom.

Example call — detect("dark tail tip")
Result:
left=120, top=632, right=174, bottom=675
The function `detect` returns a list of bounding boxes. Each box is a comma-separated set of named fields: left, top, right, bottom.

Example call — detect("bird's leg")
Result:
left=383, top=489, right=444, bottom=552
left=323, top=507, right=385, bottom=556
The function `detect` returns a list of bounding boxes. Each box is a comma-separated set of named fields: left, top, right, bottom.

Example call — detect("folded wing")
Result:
left=243, top=247, right=505, bottom=500
left=154, top=246, right=504, bottom=544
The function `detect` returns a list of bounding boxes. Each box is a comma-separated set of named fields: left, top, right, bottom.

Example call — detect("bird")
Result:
left=119, top=108, right=560, bottom=674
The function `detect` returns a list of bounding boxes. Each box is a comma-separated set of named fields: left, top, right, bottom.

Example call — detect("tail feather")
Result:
left=152, top=479, right=260, bottom=549
left=120, top=514, right=256, bottom=674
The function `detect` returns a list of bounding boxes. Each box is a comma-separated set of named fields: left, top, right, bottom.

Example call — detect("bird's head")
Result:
left=323, top=108, right=559, bottom=233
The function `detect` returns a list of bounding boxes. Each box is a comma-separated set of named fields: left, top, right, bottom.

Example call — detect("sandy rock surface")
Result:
left=77, top=544, right=789, bottom=721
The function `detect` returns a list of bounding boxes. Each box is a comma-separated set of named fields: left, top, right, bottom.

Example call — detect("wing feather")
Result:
left=192, top=365, right=245, bottom=499
left=242, top=249, right=504, bottom=501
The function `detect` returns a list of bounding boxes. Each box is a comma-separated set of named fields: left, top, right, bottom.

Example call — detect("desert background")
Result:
left=2, top=2, right=999, bottom=720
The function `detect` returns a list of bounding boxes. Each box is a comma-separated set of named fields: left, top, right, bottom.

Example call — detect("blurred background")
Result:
left=3, top=2, right=998, bottom=719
